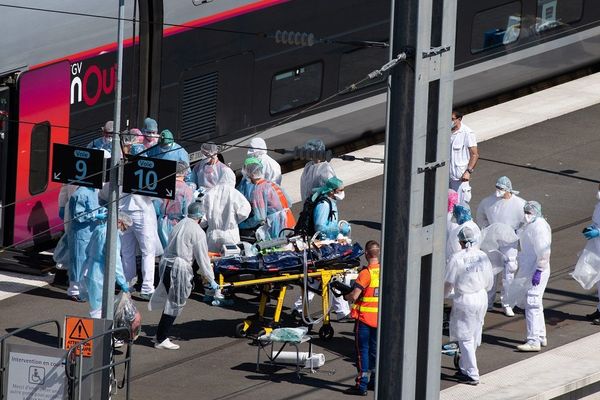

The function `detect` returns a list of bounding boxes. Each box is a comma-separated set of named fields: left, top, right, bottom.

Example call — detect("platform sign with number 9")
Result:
left=123, top=156, right=176, bottom=200
left=51, top=143, right=105, bottom=189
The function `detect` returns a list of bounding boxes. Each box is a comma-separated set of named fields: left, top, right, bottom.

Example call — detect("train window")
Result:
left=536, top=0, right=583, bottom=33
left=270, top=62, right=323, bottom=115
left=339, top=47, right=388, bottom=92
left=29, top=122, right=50, bottom=195
left=471, top=1, right=522, bottom=53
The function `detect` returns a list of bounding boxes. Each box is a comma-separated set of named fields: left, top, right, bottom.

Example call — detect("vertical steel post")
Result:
left=375, top=0, right=456, bottom=398
left=102, top=0, right=125, bottom=320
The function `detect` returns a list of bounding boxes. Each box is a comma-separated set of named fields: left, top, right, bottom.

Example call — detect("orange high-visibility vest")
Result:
left=351, top=263, right=380, bottom=328
left=257, top=179, right=296, bottom=228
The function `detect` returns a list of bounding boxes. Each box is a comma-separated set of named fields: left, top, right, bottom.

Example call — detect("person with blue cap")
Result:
left=67, top=186, right=106, bottom=302
left=238, top=159, right=295, bottom=240
left=513, top=201, right=551, bottom=352
left=146, top=129, right=192, bottom=182
left=87, top=121, right=114, bottom=153
left=82, top=213, right=132, bottom=318
left=157, top=161, right=195, bottom=247
left=149, top=202, right=217, bottom=350
left=193, top=143, right=235, bottom=191
left=293, top=176, right=351, bottom=322
left=476, top=176, right=526, bottom=317
left=142, top=117, right=159, bottom=148
left=444, top=225, right=493, bottom=386
left=446, top=204, right=481, bottom=261
left=300, top=139, right=336, bottom=202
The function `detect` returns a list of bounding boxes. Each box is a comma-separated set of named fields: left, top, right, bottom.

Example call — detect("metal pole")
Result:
left=376, top=0, right=456, bottom=398
left=102, top=0, right=125, bottom=320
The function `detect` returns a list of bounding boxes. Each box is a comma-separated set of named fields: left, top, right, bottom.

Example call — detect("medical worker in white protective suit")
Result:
left=82, top=214, right=132, bottom=318
left=573, top=184, right=600, bottom=325
left=512, top=201, right=551, bottom=352
left=247, top=137, right=281, bottom=184
left=446, top=204, right=481, bottom=261
left=192, top=143, right=235, bottom=191
left=476, top=176, right=526, bottom=316
left=119, top=190, right=161, bottom=300
left=444, top=226, right=493, bottom=386
left=149, top=202, right=219, bottom=350
left=201, top=172, right=251, bottom=253
left=299, top=139, right=336, bottom=202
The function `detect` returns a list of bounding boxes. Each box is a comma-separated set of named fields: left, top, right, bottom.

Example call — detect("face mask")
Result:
left=451, top=121, right=456, bottom=130
left=596, top=191, right=600, bottom=201
left=334, top=191, right=345, bottom=201
left=524, top=214, right=534, bottom=224
left=496, top=189, right=505, bottom=198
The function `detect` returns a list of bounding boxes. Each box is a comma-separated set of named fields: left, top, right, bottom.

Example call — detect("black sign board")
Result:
left=123, top=156, right=176, bottom=200
left=51, top=143, right=105, bottom=189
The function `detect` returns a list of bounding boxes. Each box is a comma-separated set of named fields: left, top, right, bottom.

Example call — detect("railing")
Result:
left=0, top=319, right=62, bottom=400
left=64, top=327, right=132, bottom=400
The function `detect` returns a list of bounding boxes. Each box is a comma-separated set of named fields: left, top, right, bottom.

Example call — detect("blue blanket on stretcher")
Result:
left=214, top=243, right=364, bottom=278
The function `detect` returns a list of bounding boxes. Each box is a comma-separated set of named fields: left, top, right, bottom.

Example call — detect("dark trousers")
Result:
left=354, top=320, right=377, bottom=391
left=156, top=266, right=176, bottom=342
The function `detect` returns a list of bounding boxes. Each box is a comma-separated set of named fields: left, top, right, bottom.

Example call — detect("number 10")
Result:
left=134, top=169, right=158, bottom=191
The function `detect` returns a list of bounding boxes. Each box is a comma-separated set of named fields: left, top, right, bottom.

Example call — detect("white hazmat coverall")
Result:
left=201, top=174, right=251, bottom=253
left=149, top=217, right=215, bottom=317
left=514, top=217, right=551, bottom=346
left=300, top=161, right=335, bottom=202
left=476, top=193, right=526, bottom=308
left=247, top=138, right=282, bottom=185
left=572, top=201, right=600, bottom=305
left=445, top=246, right=493, bottom=381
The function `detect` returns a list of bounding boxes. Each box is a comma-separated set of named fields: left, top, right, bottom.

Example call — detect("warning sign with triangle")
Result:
left=64, top=316, right=94, bottom=357
left=69, top=319, right=91, bottom=340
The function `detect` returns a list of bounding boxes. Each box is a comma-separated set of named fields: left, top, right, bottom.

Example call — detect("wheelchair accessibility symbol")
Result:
left=28, top=366, right=45, bottom=385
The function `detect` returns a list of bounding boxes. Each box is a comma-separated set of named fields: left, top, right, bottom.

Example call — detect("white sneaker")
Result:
left=154, top=338, right=180, bottom=350
left=113, top=339, right=124, bottom=349
left=540, top=337, right=547, bottom=347
left=503, top=306, right=515, bottom=317
left=516, top=341, right=540, bottom=352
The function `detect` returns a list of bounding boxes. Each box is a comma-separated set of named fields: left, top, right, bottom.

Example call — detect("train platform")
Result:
left=4, top=71, right=600, bottom=399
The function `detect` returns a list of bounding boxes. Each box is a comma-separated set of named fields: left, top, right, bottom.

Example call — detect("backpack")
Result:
left=294, top=195, right=334, bottom=238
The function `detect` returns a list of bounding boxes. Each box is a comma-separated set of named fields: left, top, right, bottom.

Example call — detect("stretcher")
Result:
left=213, top=242, right=364, bottom=340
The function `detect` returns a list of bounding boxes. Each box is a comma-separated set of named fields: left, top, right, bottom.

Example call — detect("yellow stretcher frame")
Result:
left=219, top=268, right=348, bottom=341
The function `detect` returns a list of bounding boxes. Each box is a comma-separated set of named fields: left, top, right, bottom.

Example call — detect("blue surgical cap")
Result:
left=305, top=139, right=325, bottom=152
left=143, top=117, right=158, bottom=133
left=453, top=204, right=472, bottom=225
left=524, top=201, right=542, bottom=217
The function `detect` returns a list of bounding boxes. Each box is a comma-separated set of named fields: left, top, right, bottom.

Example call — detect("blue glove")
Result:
left=339, top=221, right=351, bottom=236
left=209, top=280, right=219, bottom=291
left=532, top=269, right=542, bottom=286
left=583, top=225, right=600, bottom=240
left=96, top=212, right=107, bottom=221
left=121, top=285, right=130, bottom=293
left=58, top=207, right=65, bottom=220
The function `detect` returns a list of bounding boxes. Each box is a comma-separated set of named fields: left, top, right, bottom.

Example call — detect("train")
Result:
left=1, top=0, right=599, bottom=249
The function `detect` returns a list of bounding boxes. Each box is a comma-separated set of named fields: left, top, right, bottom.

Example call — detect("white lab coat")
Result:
left=149, top=217, right=214, bottom=316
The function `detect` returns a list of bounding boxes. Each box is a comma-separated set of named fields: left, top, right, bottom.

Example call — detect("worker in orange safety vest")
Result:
left=343, top=240, right=380, bottom=396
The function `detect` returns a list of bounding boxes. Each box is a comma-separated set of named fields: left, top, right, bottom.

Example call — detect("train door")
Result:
left=0, top=84, right=13, bottom=247
left=12, top=61, right=70, bottom=249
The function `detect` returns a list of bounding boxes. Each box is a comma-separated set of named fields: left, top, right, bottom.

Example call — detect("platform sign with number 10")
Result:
left=123, top=156, right=176, bottom=200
